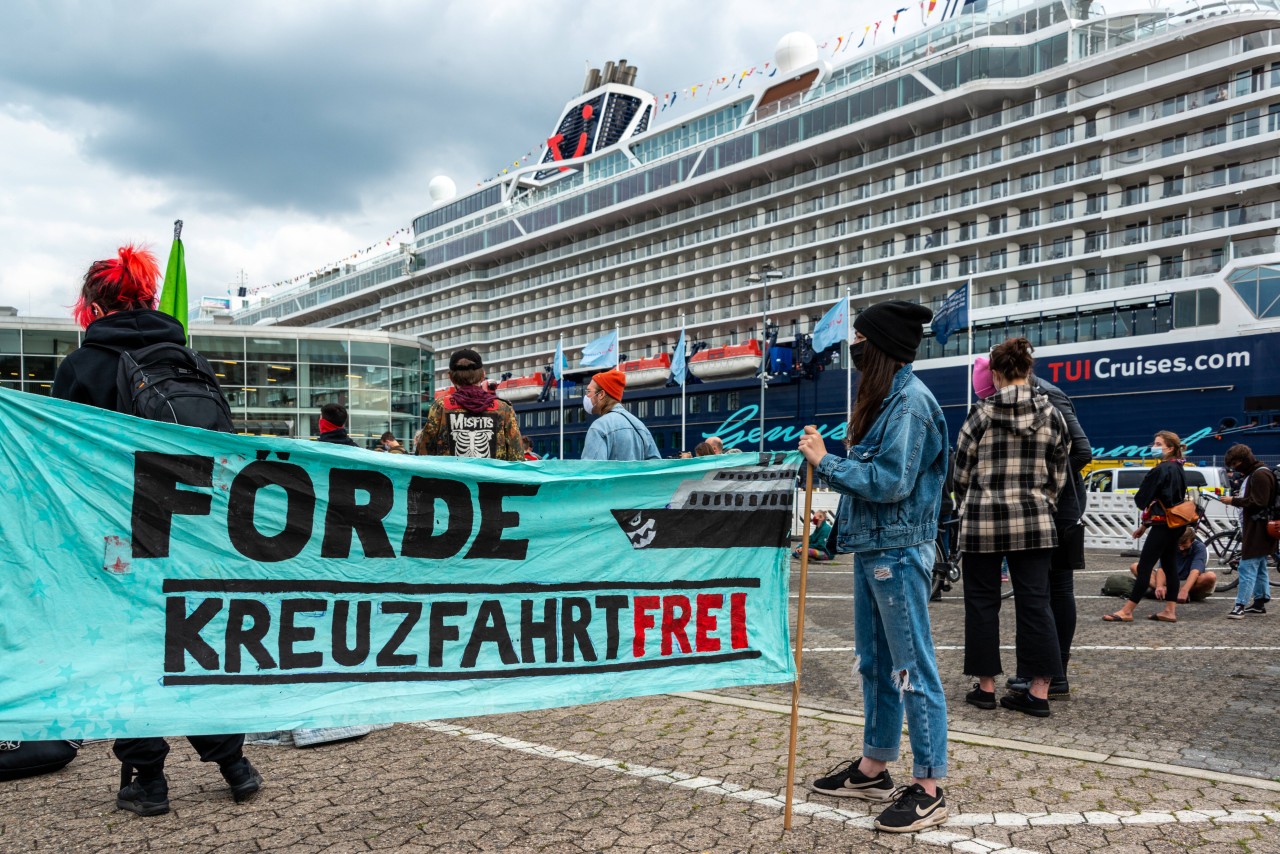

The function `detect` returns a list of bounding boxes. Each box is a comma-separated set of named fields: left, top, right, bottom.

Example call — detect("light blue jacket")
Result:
left=581, top=406, right=661, bottom=461
left=815, top=365, right=948, bottom=552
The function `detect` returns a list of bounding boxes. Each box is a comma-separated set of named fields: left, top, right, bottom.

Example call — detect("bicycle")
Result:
left=930, top=518, right=1013, bottom=602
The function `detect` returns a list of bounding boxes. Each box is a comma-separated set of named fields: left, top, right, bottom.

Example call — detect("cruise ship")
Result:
left=232, top=0, right=1280, bottom=460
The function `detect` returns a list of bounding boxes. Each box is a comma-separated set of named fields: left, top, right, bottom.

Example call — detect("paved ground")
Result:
left=2, top=550, right=1278, bottom=852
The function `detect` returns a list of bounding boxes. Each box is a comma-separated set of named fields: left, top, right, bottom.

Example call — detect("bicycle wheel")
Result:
left=1205, top=530, right=1242, bottom=592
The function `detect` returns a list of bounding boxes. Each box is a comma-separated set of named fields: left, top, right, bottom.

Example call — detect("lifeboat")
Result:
left=688, top=340, right=762, bottom=380
left=619, top=353, right=671, bottom=388
left=496, top=373, right=549, bottom=402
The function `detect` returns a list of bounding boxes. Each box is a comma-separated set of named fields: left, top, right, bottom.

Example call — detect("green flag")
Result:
left=158, top=219, right=188, bottom=339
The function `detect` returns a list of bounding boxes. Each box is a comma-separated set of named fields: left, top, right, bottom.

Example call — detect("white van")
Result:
left=1083, top=465, right=1225, bottom=495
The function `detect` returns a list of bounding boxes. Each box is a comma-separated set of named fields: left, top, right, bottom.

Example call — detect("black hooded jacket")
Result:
left=51, top=309, right=186, bottom=410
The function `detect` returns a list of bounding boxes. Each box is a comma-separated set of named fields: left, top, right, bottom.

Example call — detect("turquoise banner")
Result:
left=0, top=388, right=798, bottom=740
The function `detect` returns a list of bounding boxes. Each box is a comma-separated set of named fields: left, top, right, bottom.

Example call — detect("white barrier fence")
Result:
left=793, top=489, right=1237, bottom=553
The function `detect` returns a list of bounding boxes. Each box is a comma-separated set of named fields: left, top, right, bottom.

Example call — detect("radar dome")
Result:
left=775, top=32, right=818, bottom=76
left=428, top=175, right=457, bottom=205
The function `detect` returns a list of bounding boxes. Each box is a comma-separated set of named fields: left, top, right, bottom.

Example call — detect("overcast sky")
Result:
left=0, top=0, right=1129, bottom=319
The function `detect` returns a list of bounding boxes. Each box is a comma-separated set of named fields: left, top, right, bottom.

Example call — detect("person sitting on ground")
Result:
left=793, top=511, right=834, bottom=562
left=1127, top=527, right=1216, bottom=602
left=317, top=403, right=357, bottom=446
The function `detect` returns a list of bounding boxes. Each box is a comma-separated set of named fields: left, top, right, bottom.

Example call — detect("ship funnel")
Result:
left=620, top=62, right=637, bottom=86
left=602, top=60, right=616, bottom=85
left=582, top=67, right=602, bottom=94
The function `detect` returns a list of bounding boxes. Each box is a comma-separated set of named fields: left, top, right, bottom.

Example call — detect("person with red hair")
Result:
left=52, top=244, right=263, bottom=816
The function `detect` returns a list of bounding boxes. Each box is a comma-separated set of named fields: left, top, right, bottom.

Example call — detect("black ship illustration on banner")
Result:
left=611, top=453, right=797, bottom=550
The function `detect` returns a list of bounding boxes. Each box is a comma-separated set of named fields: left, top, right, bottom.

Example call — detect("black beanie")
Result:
left=853, top=300, right=933, bottom=364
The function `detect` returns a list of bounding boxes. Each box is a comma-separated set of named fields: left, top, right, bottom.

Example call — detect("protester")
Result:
left=317, top=403, right=357, bottom=446
left=1124, top=527, right=1216, bottom=601
left=373, top=431, right=406, bottom=453
left=793, top=511, right=834, bottom=562
left=706, top=436, right=725, bottom=454
left=972, top=354, right=1091, bottom=700
left=522, top=436, right=541, bottom=460
left=1220, top=444, right=1277, bottom=618
left=799, top=300, right=950, bottom=833
left=694, top=441, right=718, bottom=457
left=415, top=349, right=524, bottom=461
left=580, top=368, right=660, bottom=461
left=1104, top=431, right=1191, bottom=623
left=954, top=338, right=1069, bottom=718
left=52, top=244, right=261, bottom=816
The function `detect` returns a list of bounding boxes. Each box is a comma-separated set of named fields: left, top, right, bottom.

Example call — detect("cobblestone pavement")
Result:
left=722, top=549, right=1280, bottom=780
left=2, top=550, right=1278, bottom=852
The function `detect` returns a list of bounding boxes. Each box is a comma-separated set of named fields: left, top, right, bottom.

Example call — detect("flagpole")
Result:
left=844, top=288, right=853, bottom=423
left=783, top=461, right=815, bottom=830
left=679, top=314, right=687, bottom=455
left=965, top=281, right=974, bottom=412
left=558, top=334, right=565, bottom=460
left=614, top=321, right=620, bottom=369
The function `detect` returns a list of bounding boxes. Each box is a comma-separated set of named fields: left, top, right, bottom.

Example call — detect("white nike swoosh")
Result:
left=915, top=801, right=941, bottom=818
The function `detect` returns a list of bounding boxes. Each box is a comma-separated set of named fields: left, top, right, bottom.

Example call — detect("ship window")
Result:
left=689, top=396, right=702, bottom=415
left=653, top=398, right=666, bottom=418
left=708, top=394, right=720, bottom=413
left=1161, top=177, right=1184, bottom=199
left=727, top=392, right=739, bottom=410
left=636, top=400, right=648, bottom=418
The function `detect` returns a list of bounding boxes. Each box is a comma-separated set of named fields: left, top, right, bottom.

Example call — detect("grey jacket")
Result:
left=1033, top=376, right=1090, bottom=525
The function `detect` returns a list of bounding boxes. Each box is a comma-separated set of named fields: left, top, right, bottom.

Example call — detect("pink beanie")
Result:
left=972, top=356, right=996, bottom=400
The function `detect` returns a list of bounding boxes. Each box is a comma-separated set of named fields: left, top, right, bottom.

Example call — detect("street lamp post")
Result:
left=746, top=264, right=786, bottom=452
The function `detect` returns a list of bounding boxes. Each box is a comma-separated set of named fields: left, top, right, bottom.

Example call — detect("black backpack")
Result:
left=91, top=342, right=235, bottom=432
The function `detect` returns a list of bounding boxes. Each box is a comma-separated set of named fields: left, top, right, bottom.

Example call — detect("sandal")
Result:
left=1147, top=613, right=1177, bottom=623
left=1102, top=612, right=1133, bottom=622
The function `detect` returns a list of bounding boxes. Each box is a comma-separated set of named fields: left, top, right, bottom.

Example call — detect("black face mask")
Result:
left=849, top=341, right=866, bottom=371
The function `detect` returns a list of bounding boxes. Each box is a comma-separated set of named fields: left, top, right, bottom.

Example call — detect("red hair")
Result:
left=73, top=244, right=160, bottom=328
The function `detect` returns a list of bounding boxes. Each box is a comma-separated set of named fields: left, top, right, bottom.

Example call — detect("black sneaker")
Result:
left=873, top=783, right=948, bottom=833
left=220, top=757, right=263, bottom=803
left=1227, top=604, right=1247, bottom=620
left=1006, top=675, right=1070, bottom=699
left=116, top=775, right=169, bottom=816
left=965, top=683, right=996, bottom=710
left=1244, top=600, right=1267, bottom=615
left=809, top=758, right=895, bottom=800
left=1000, top=691, right=1051, bottom=717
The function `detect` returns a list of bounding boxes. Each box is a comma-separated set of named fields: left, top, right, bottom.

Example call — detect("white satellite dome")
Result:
left=775, top=32, right=818, bottom=76
left=428, top=175, right=457, bottom=205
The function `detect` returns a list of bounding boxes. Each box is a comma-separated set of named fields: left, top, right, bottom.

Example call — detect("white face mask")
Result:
left=583, top=393, right=595, bottom=415
left=1152, top=445, right=1164, bottom=456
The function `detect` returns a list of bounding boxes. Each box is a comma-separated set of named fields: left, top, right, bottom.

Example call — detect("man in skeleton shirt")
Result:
left=414, top=349, right=524, bottom=461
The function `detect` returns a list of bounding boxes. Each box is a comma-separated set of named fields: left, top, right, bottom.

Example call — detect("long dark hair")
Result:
left=846, top=340, right=900, bottom=446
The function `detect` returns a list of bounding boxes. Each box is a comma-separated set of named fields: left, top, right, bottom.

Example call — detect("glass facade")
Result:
left=0, top=317, right=433, bottom=448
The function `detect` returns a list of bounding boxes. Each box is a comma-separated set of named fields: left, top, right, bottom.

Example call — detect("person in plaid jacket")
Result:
left=954, top=337, right=1069, bottom=718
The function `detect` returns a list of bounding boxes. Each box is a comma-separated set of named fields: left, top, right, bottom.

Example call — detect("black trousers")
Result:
left=113, top=735, right=245, bottom=779
left=1127, top=523, right=1181, bottom=605
left=1047, top=520, right=1085, bottom=668
left=963, top=549, right=1063, bottom=679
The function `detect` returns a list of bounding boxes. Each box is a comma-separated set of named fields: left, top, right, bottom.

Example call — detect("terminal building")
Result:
left=0, top=308, right=433, bottom=447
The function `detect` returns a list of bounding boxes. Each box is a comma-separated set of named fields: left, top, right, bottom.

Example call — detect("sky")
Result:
left=0, top=0, right=1127, bottom=319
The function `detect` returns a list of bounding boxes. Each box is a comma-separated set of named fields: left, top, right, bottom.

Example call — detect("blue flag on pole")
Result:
left=931, top=282, right=969, bottom=346
left=0, top=388, right=798, bottom=739
left=671, top=330, right=687, bottom=387
left=579, top=330, right=619, bottom=368
left=811, top=296, right=849, bottom=353
left=552, top=339, right=566, bottom=381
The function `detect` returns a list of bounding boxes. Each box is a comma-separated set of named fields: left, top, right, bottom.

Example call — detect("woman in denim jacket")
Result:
left=798, top=300, right=950, bottom=834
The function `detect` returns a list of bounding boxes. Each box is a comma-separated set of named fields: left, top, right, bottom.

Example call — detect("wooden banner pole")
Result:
left=783, top=462, right=815, bottom=830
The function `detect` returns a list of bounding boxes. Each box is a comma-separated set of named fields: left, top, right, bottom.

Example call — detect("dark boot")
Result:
left=220, top=757, right=262, bottom=803
left=116, top=765, right=170, bottom=817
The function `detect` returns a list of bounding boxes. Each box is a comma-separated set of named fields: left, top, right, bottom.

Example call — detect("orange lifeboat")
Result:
left=495, top=373, right=549, bottom=402
left=618, top=353, right=671, bottom=388
left=688, top=340, right=762, bottom=380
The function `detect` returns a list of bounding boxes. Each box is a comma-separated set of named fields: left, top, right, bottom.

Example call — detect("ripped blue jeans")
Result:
left=853, top=543, right=948, bottom=779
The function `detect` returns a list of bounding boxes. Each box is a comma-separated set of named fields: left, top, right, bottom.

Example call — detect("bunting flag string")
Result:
left=247, top=227, right=414, bottom=297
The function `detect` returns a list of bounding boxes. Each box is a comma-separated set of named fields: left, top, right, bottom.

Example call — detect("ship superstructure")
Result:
left=232, top=0, right=1280, bottom=456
